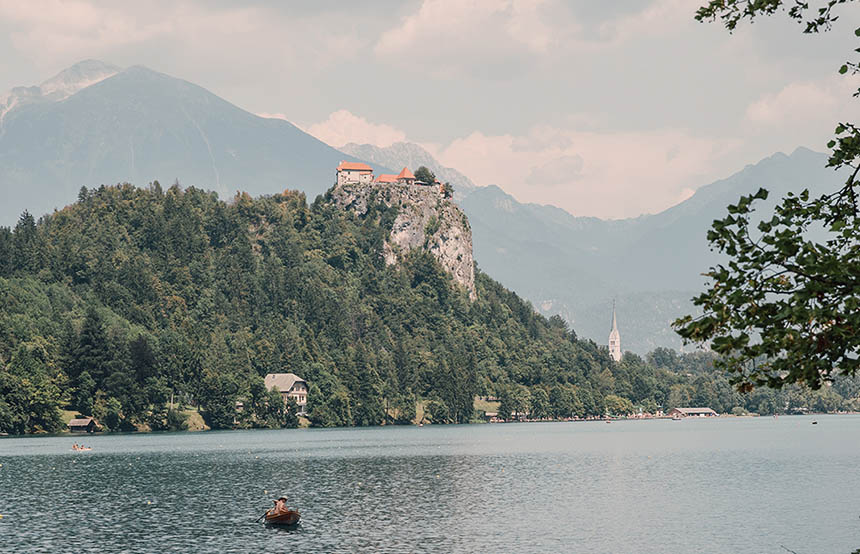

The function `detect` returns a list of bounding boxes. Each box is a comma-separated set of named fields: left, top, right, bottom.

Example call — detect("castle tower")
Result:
left=608, top=301, right=622, bottom=362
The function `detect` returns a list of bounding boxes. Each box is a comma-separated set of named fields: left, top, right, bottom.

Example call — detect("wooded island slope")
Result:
left=0, top=183, right=857, bottom=434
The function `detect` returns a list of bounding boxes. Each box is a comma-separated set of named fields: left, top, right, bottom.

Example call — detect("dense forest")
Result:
left=1, top=183, right=858, bottom=435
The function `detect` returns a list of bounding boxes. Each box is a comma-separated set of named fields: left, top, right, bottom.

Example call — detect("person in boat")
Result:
left=270, top=497, right=288, bottom=515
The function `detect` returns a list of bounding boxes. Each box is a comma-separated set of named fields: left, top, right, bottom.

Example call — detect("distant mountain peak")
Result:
left=0, top=60, right=387, bottom=227
left=123, top=64, right=167, bottom=77
left=39, top=59, right=122, bottom=100
left=1, top=59, right=122, bottom=123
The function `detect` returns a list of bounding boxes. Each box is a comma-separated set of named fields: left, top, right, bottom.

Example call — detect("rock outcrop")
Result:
left=331, top=182, right=477, bottom=300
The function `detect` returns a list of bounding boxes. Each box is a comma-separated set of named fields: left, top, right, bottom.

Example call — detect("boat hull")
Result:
left=265, top=510, right=300, bottom=526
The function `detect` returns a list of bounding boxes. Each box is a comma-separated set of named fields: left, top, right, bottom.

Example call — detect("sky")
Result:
left=1, top=0, right=858, bottom=219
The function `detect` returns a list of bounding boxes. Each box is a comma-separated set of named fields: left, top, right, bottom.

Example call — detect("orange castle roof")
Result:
left=397, top=167, right=415, bottom=180
left=374, top=174, right=398, bottom=183
left=337, top=161, right=373, bottom=172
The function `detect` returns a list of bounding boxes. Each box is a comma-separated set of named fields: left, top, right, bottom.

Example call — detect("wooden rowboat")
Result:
left=265, top=509, right=300, bottom=526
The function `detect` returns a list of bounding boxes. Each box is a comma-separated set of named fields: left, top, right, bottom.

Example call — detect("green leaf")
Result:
left=839, top=65, right=848, bottom=75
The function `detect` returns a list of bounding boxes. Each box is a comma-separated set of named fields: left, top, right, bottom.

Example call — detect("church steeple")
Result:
left=608, top=300, right=621, bottom=362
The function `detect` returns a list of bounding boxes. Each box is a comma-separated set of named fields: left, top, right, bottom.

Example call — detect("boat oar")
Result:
left=255, top=511, right=269, bottom=523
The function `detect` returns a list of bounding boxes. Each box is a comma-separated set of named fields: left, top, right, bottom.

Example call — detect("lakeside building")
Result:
left=668, top=407, right=718, bottom=418
left=264, top=373, right=309, bottom=415
left=336, top=161, right=374, bottom=186
left=68, top=417, right=100, bottom=433
left=608, top=302, right=622, bottom=362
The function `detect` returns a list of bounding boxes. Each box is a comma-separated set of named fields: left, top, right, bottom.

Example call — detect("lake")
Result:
left=1, top=416, right=859, bottom=553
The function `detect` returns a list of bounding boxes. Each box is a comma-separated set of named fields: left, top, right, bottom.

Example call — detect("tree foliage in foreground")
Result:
left=676, top=0, right=860, bottom=390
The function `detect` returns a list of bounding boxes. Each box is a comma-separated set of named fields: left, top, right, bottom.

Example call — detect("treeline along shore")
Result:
left=1, top=183, right=859, bottom=435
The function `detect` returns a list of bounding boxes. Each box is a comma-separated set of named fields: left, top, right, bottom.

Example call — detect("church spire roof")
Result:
left=611, top=300, right=618, bottom=333
left=608, top=300, right=621, bottom=362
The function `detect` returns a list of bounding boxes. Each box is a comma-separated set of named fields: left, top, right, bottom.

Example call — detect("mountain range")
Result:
left=0, top=60, right=388, bottom=225
left=0, top=61, right=843, bottom=353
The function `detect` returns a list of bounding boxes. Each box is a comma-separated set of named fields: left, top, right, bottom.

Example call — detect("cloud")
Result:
left=0, top=0, right=173, bottom=62
left=742, top=74, right=860, bottom=154
left=598, top=0, right=698, bottom=42
left=512, top=125, right=574, bottom=152
left=374, top=0, right=569, bottom=77
left=373, top=0, right=704, bottom=78
left=376, top=0, right=556, bottom=55
left=437, top=126, right=736, bottom=218
left=304, top=110, right=408, bottom=148
left=745, top=76, right=859, bottom=125
left=0, top=1, right=365, bottom=77
left=526, top=155, right=584, bottom=186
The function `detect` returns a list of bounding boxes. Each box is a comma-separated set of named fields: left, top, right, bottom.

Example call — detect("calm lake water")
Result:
left=1, top=416, right=859, bottom=553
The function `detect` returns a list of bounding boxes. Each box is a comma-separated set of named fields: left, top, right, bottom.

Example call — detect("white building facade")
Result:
left=336, top=161, right=374, bottom=186
left=264, top=373, right=309, bottom=415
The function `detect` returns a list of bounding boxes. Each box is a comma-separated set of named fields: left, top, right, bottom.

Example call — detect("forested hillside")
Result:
left=1, top=183, right=857, bottom=435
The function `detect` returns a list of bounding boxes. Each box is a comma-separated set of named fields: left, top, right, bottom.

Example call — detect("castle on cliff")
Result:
left=336, top=161, right=443, bottom=190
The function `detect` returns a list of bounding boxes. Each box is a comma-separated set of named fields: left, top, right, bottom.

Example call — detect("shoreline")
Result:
left=4, top=411, right=859, bottom=440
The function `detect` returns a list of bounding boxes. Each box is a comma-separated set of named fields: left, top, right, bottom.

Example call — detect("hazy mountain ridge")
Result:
left=0, top=63, right=389, bottom=225
left=367, top=146, right=841, bottom=353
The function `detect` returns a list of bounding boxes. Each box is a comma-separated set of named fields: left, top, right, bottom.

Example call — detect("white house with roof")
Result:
left=336, top=161, right=374, bottom=186
left=264, top=373, right=308, bottom=415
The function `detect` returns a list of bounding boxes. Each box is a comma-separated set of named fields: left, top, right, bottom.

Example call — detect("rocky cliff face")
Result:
left=331, top=182, right=477, bottom=300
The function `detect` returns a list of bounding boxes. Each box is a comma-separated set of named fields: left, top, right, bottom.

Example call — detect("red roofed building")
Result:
left=337, top=160, right=374, bottom=186
left=374, top=174, right=398, bottom=184
left=396, top=167, right=415, bottom=185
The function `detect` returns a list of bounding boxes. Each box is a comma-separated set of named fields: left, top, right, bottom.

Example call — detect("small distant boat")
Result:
left=812, top=420, right=818, bottom=425
left=265, top=509, right=300, bottom=526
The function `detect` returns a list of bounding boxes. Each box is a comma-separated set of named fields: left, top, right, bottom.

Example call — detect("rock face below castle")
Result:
left=331, top=182, right=477, bottom=300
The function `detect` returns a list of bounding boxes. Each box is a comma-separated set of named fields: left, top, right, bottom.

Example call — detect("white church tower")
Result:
left=608, top=301, right=622, bottom=362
